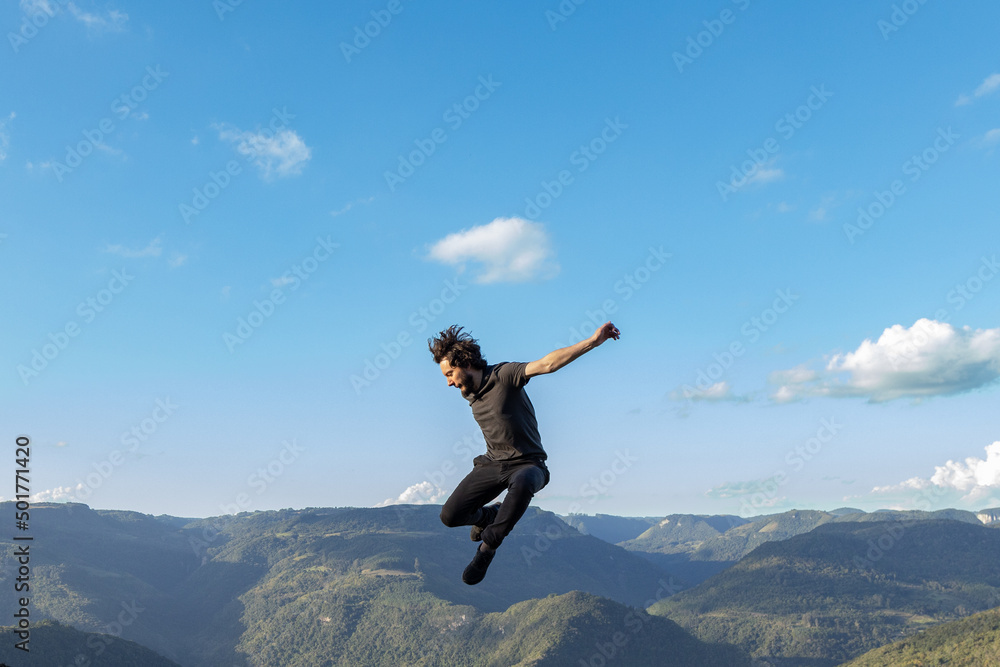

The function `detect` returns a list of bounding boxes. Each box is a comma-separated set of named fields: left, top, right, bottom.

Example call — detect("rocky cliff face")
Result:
left=976, top=508, right=1000, bottom=525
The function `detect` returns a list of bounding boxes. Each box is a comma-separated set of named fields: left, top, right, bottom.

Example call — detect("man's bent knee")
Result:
left=509, top=467, right=546, bottom=495
left=440, top=507, right=460, bottom=527
left=440, top=505, right=471, bottom=528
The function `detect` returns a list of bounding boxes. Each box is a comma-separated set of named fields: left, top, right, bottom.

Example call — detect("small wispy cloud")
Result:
left=770, top=319, right=1000, bottom=403
left=216, top=123, right=312, bottom=180
left=955, top=73, right=1000, bottom=106
left=103, top=235, right=163, bottom=258
left=745, top=165, right=784, bottom=186
left=67, top=2, right=128, bottom=32
left=426, top=216, right=559, bottom=284
left=705, top=477, right=785, bottom=508
left=979, top=128, right=1000, bottom=149
left=21, top=0, right=128, bottom=33
left=732, top=158, right=784, bottom=188
left=331, top=196, right=375, bottom=218
left=669, top=381, right=750, bottom=403
left=93, top=140, right=125, bottom=159
left=808, top=194, right=840, bottom=222
left=376, top=481, right=448, bottom=507
left=19, top=0, right=54, bottom=15
left=26, top=160, right=55, bottom=173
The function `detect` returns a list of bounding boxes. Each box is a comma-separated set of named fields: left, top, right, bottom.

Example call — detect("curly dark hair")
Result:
left=428, top=325, right=488, bottom=370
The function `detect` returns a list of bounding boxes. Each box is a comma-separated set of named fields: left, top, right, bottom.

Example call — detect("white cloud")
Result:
left=168, top=253, right=187, bottom=268
left=0, top=112, right=14, bottom=161
left=67, top=2, right=128, bottom=32
left=928, top=442, right=1000, bottom=494
left=20, top=0, right=54, bottom=15
left=745, top=166, right=784, bottom=186
left=31, top=484, right=85, bottom=503
left=731, top=159, right=784, bottom=193
left=21, top=0, right=127, bottom=32
left=974, top=73, right=1000, bottom=98
left=103, top=235, right=162, bottom=258
left=705, top=477, right=786, bottom=508
left=376, top=481, right=448, bottom=507
left=93, top=140, right=125, bottom=159
left=331, top=196, right=375, bottom=218
left=426, top=216, right=559, bottom=284
left=770, top=365, right=819, bottom=386
left=669, top=381, right=748, bottom=403
left=808, top=194, right=840, bottom=222
left=770, top=319, right=1000, bottom=403
left=271, top=276, right=295, bottom=288
left=981, top=129, right=1000, bottom=147
left=770, top=385, right=800, bottom=404
left=27, top=159, right=56, bottom=173
left=217, top=123, right=311, bottom=180
left=808, top=207, right=827, bottom=222
left=865, top=442, right=1000, bottom=509
left=956, top=73, right=1000, bottom=106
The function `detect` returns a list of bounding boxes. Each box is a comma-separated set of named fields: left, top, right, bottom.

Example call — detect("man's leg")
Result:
left=480, top=462, right=548, bottom=550
left=463, top=462, right=548, bottom=585
left=440, top=457, right=506, bottom=529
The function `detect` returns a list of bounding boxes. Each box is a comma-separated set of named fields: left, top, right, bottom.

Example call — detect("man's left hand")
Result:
left=593, top=321, right=621, bottom=346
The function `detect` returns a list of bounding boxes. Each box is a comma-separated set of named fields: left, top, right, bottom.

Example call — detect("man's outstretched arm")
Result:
left=525, top=322, right=620, bottom=378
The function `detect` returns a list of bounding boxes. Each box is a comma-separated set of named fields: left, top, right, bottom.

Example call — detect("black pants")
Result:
left=439, top=455, right=549, bottom=550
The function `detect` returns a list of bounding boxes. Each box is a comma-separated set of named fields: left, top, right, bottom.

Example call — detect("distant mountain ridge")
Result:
left=615, top=507, right=994, bottom=587
left=558, top=513, right=659, bottom=544
left=7, top=501, right=1000, bottom=666
left=649, top=519, right=1000, bottom=665
left=4, top=502, right=743, bottom=666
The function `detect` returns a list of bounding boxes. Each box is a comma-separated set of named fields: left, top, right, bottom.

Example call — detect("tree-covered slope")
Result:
left=0, top=619, right=180, bottom=666
left=649, top=520, right=1000, bottom=666
left=839, top=605, right=1000, bottom=667
left=9, top=503, right=717, bottom=666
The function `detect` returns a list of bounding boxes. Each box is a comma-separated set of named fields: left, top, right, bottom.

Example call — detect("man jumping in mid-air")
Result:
left=429, top=321, right=620, bottom=585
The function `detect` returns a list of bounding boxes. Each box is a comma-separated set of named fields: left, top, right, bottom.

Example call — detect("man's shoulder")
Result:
left=492, top=361, right=529, bottom=386
left=492, top=360, right=525, bottom=373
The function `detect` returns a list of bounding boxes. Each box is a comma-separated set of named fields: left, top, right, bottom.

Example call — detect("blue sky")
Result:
left=3, top=0, right=999, bottom=519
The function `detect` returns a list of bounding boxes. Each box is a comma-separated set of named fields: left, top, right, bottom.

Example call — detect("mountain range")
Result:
left=649, top=519, right=1000, bottom=665
left=2, top=501, right=999, bottom=665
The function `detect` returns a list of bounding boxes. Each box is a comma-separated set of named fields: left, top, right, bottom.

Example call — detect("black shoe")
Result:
left=462, top=546, right=495, bottom=585
left=470, top=503, right=501, bottom=542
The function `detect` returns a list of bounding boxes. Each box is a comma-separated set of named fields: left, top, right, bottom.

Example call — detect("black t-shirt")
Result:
left=467, top=362, right=546, bottom=462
